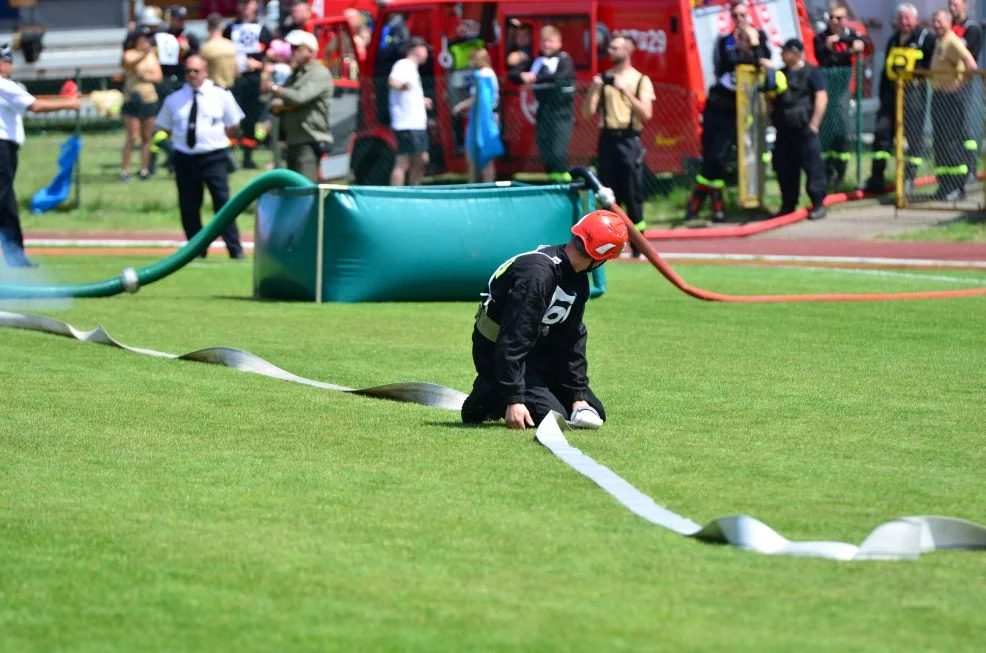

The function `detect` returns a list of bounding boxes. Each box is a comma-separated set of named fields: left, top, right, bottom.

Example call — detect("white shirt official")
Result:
left=155, top=79, right=244, bottom=155
left=0, top=76, right=35, bottom=146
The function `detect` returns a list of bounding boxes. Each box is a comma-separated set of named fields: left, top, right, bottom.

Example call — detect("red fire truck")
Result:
left=325, top=0, right=819, bottom=184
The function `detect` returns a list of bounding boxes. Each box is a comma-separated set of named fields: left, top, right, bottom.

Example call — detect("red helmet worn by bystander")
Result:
left=571, top=210, right=629, bottom=262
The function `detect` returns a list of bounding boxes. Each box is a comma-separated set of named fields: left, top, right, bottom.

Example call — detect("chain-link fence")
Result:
left=896, top=70, right=986, bottom=210
left=19, top=59, right=874, bottom=221
left=817, top=64, right=863, bottom=191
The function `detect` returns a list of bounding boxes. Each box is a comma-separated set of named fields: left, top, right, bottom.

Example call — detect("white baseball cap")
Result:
left=285, top=30, right=319, bottom=53
left=139, top=7, right=162, bottom=27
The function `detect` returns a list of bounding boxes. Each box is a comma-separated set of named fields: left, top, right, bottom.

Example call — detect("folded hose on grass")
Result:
left=569, top=167, right=986, bottom=303
left=0, top=169, right=314, bottom=300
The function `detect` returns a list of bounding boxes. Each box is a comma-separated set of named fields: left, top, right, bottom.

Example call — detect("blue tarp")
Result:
left=466, top=70, right=504, bottom=171
left=31, top=135, right=81, bottom=214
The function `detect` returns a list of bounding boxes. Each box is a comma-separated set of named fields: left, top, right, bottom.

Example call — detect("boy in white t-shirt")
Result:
left=387, top=37, right=432, bottom=186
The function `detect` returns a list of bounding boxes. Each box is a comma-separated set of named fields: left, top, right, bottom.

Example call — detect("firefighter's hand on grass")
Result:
left=505, top=403, right=535, bottom=429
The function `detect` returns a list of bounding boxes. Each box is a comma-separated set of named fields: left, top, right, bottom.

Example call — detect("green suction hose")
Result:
left=0, top=169, right=314, bottom=299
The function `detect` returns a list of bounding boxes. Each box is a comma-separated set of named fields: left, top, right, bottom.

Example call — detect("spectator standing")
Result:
left=949, top=0, right=983, bottom=184
left=224, top=0, right=273, bottom=169
left=158, top=6, right=200, bottom=96
left=864, top=4, right=936, bottom=193
left=121, top=27, right=163, bottom=181
left=150, top=6, right=204, bottom=176
left=461, top=210, right=628, bottom=430
left=202, top=13, right=239, bottom=91
left=0, top=44, right=81, bottom=268
left=929, top=10, right=978, bottom=200
left=388, top=37, right=432, bottom=186
left=278, top=0, right=313, bottom=38
left=265, top=30, right=334, bottom=183
left=813, top=1, right=871, bottom=188
left=583, top=35, right=655, bottom=257
left=684, top=25, right=767, bottom=222
left=155, top=55, right=246, bottom=260
left=508, top=25, right=577, bottom=181
left=452, top=48, right=502, bottom=183
left=771, top=39, right=828, bottom=220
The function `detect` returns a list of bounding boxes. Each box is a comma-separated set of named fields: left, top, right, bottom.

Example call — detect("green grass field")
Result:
left=2, top=256, right=986, bottom=651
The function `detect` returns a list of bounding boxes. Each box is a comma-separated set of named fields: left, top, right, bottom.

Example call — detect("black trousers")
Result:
left=820, top=74, right=851, bottom=180
left=872, top=87, right=928, bottom=180
left=232, top=71, right=262, bottom=153
left=173, top=149, right=242, bottom=257
left=700, top=102, right=735, bottom=184
left=932, top=89, right=969, bottom=194
left=535, top=111, right=573, bottom=174
left=463, top=332, right=606, bottom=425
left=0, top=139, right=25, bottom=261
left=773, top=126, right=827, bottom=212
left=598, top=130, right=645, bottom=254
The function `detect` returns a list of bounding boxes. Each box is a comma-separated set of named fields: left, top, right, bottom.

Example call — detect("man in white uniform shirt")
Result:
left=0, top=43, right=81, bottom=268
left=155, top=55, right=246, bottom=259
left=388, top=37, right=433, bottom=186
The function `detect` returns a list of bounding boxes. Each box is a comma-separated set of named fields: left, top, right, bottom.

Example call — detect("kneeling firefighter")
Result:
left=462, top=210, right=628, bottom=430
left=685, top=26, right=773, bottom=222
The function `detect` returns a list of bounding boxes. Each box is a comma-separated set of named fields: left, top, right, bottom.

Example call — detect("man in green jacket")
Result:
left=267, top=30, right=334, bottom=182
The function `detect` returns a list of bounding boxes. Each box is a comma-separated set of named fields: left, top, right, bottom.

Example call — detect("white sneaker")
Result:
left=569, top=406, right=604, bottom=429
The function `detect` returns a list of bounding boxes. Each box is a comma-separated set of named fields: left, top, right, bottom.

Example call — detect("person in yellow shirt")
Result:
left=930, top=9, right=978, bottom=200
left=582, top=35, right=655, bottom=257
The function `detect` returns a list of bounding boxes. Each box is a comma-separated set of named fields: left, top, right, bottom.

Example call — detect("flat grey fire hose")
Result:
left=0, top=310, right=466, bottom=409
left=535, top=412, right=986, bottom=561
left=4, top=310, right=985, bottom=561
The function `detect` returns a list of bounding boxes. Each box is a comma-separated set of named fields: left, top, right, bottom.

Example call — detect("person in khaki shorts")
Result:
left=264, top=30, right=334, bottom=182
left=583, top=35, right=654, bottom=257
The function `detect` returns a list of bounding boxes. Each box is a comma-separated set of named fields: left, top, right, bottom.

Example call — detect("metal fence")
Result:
left=895, top=70, right=986, bottom=210
left=20, top=58, right=880, bottom=219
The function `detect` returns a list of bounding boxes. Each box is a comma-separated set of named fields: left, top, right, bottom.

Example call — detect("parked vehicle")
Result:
left=341, top=0, right=818, bottom=184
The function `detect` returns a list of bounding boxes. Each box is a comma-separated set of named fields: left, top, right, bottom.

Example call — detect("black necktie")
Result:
left=186, top=91, right=198, bottom=149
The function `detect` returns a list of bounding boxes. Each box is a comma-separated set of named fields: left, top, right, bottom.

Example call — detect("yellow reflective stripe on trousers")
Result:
left=934, top=164, right=969, bottom=175
left=696, top=174, right=726, bottom=189
left=873, top=151, right=892, bottom=160
left=964, top=140, right=979, bottom=151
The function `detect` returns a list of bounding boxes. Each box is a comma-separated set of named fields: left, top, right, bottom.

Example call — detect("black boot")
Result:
left=683, top=188, right=707, bottom=222
left=242, top=149, right=258, bottom=170
left=710, top=189, right=726, bottom=223
left=863, top=159, right=887, bottom=193
left=0, top=228, right=36, bottom=268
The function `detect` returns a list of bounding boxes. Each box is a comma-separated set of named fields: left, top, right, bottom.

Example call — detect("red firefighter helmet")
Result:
left=571, top=210, right=628, bottom=262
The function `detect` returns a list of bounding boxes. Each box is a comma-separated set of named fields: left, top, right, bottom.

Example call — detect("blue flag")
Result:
left=466, top=70, right=504, bottom=172
left=31, top=134, right=82, bottom=214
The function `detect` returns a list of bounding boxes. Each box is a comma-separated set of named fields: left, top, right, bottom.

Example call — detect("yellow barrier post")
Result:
left=895, top=74, right=907, bottom=210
